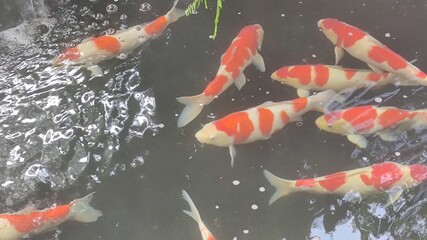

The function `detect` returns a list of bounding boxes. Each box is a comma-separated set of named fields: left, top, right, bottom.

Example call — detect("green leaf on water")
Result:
left=185, top=0, right=224, bottom=40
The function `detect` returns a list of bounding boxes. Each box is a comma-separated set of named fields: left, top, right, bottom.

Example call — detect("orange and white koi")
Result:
left=315, top=105, right=427, bottom=148
left=317, top=18, right=427, bottom=86
left=195, top=90, right=337, bottom=166
left=271, top=64, right=410, bottom=97
left=0, top=193, right=102, bottom=240
left=53, top=0, right=186, bottom=76
left=264, top=162, right=427, bottom=205
left=182, top=190, right=216, bottom=240
left=176, top=24, right=265, bottom=127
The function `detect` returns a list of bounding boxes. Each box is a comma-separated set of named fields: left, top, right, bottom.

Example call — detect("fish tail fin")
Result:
left=263, top=170, right=296, bottom=205
left=166, top=0, right=186, bottom=22
left=182, top=190, right=203, bottom=223
left=308, top=90, right=338, bottom=112
left=70, top=192, right=103, bottom=223
left=176, top=93, right=207, bottom=127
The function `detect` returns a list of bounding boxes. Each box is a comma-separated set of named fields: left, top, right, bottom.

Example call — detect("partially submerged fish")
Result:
left=264, top=162, right=427, bottom=205
left=53, top=0, right=187, bottom=76
left=271, top=64, right=412, bottom=97
left=317, top=18, right=427, bottom=86
left=176, top=24, right=265, bottom=127
left=195, top=90, right=337, bottom=166
left=315, top=105, right=427, bottom=148
left=0, top=193, right=102, bottom=240
left=182, top=190, right=216, bottom=240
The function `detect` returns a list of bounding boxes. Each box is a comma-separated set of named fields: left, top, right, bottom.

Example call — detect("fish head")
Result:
left=409, top=164, right=427, bottom=183
left=315, top=111, right=349, bottom=135
left=53, top=47, right=81, bottom=66
left=271, top=66, right=290, bottom=82
left=195, top=123, right=233, bottom=147
left=317, top=18, right=339, bottom=45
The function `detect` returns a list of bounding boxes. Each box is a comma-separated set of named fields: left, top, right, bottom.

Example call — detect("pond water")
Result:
left=0, top=0, right=426, bottom=239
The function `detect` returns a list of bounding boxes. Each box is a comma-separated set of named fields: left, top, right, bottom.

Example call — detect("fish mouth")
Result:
left=195, top=131, right=203, bottom=143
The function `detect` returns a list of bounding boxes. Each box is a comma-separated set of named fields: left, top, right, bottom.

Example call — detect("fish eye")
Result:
left=209, top=136, right=215, bottom=140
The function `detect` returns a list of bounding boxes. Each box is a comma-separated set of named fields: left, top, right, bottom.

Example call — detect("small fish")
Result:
left=176, top=24, right=265, bottom=127
left=182, top=190, right=216, bottom=240
left=271, top=64, right=409, bottom=98
left=264, top=162, right=427, bottom=205
left=53, top=0, right=186, bottom=76
left=0, top=193, right=102, bottom=240
left=317, top=18, right=427, bottom=86
left=195, top=90, right=337, bottom=166
left=315, top=105, right=427, bottom=148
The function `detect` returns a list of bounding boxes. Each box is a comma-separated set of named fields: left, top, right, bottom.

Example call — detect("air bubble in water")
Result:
left=140, top=3, right=152, bottom=12
left=120, top=14, right=127, bottom=20
left=106, top=4, right=118, bottom=14
left=296, top=122, right=303, bottom=127
left=117, top=53, right=128, bottom=59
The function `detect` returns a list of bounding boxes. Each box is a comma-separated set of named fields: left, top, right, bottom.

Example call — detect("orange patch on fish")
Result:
left=322, top=19, right=366, bottom=48
left=296, top=178, right=316, bottom=188
left=204, top=75, right=228, bottom=96
left=368, top=45, right=407, bottom=70
left=214, top=112, right=255, bottom=143
left=258, top=108, right=274, bottom=135
left=360, top=162, right=402, bottom=190
left=377, top=109, right=414, bottom=128
left=2, top=205, right=70, bottom=233
left=292, top=97, right=308, bottom=112
left=280, top=111, right=289, bottom=124
left=314, top=65, right=329, bottom=87
left=367, top=72, right=383, bottom=82
left=319, top=172, right=346, bottom=192
left=344, top=69, right=356, bottom=80
left=289, top=66, right=312, bottom=85
left=409, top=164, right=427, bottom=182
left=93, top=35, right=121, bottom=54
left=57, top=47, right=80, bottom=63
left=342, top=106, right=377, bottom=132
left=145, top=16, right=168, bottom=35
left=416, top=70, right=427, bottom=79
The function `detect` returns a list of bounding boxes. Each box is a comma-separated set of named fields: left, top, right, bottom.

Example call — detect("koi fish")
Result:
left=182, top=190, right=216, bottom=240
left=0, top=193, right=102, bottom=240
left=264, top=162, right=427, bottom=206
left=271, top=64, right=412, bottom=98
left=317, top=18, right=427, bottom=85
left=315, top=105, right=427, bottom=148
left=176, top=24, right=265, bottom=127
left=195, top=90, right=337, bottom=166
left=53, top=0, right=187, bottom=76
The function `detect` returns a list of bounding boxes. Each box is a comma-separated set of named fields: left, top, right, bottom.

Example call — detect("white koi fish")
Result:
left=195, top=90, right=337, bottom=166
left=182, top=190, right=216, bottom=240
left=0, top=193, right=102, bottom=240
left=264, top=162, right=427, bottom=206
left=318, top=18, right=427, bottom=86
left=176, top=24, right=265, bottom=127
left=271, top=64, right=411, bottom=97
left=53, top=0, right=187, bottom=76
left=315, top=105, right=427, bottom=148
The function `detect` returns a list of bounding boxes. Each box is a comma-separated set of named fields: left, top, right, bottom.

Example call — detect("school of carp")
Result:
left=1, top=0, right=426, bottom=239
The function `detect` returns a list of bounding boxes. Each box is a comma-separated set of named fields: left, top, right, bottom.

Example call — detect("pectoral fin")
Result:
left=367, top=64, right=384, bottom=74
left=334, top=46, right=344, bottom=65
left=347, top=134, right=367, bottom=148
left=385, top=187, right=404, bottom=207
left=378, top=130, right=399, bottom=141
left=297, top=89, right=310, bottom=98
left=87, top=65, right=104, bottom=77
left=252, top=52, right=266, bottom=72
left=234, top=73, right=247, bottom=90
left=229, top=145, right=236, bottom=167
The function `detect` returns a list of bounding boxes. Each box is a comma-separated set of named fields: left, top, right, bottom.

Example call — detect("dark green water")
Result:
left=0, top=0, right=426, bottom=239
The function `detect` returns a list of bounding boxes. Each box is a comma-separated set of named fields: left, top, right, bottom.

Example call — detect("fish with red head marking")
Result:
left=195, top=90, right=337, bottom=166
left=317, top=18, right=427, bottom=86
left=0, top=193, right=102, bottom=240
left=264, top=162, right=427, bottom=205
left=271, top=64, right=405, bottom=97
left=182, top=190, right=216, bottom=240
left=315, top=105, right=426, bottom=148
left=176, top=24, right=265, bottom=128
left=53, top=0, right=186, bottom=76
